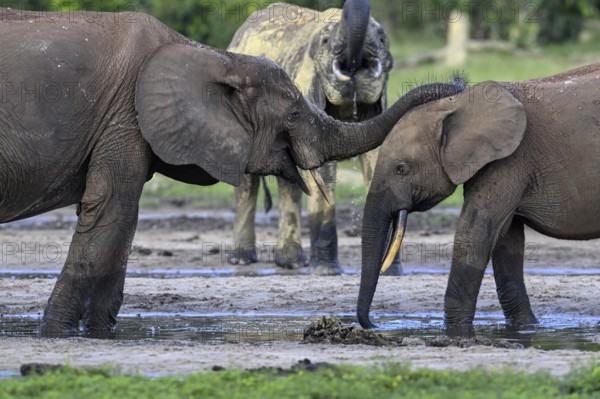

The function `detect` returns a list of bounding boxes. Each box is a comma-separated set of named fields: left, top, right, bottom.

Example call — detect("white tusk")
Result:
left=310, top=169, right=335, bottom=206
left=381, top=210, right=407, bottom=273
left=370, top=58, right=383, bottom=78
left=332, top=59, right=352, bottom=82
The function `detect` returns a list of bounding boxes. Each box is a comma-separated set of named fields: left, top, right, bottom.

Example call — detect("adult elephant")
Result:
left=356, top=64, right=600, bottom=333
left=0, top=8, right=463, bottom=335
left=226, top=0, right=396, bottom=275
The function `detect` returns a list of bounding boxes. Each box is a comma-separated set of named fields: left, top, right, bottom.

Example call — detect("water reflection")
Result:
left=1, top=313, right=599, bottom=351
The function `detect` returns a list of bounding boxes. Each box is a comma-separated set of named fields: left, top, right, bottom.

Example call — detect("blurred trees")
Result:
left=141, top=0, right=344, bottom=47
left=9, top=0, right=599, bottom=47
left=369, top=0, right=599, bottom=45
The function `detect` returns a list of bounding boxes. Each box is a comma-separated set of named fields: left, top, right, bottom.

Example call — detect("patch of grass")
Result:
left=140, top=175, right=235, bottom=209
left=440, top=185, right=463, bottom=207
left=141, top=159, right=370, bottom=210
left=3, top=363, right=600, bottom=398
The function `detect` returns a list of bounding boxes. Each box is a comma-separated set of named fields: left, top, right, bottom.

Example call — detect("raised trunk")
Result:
left=357, top=189, right=393, bottom=329
left=343, top=0, right=371, bottom=72
left=316, top=82, right=464, bottom=166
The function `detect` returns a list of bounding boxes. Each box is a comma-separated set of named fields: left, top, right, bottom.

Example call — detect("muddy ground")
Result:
left=1, top=204, right=599, bottom=376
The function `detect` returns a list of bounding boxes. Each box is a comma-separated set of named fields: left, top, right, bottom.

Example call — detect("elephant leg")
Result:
left=40, top=136, right=150, bottom=337
left=444, top=206, right=503, bottom=335
left=492, top=217, right=538, bottom=326
left=359, top=149, right=403, bottom=276
left=274, top=177, right=308, bottom=269
left=228, top=174, right=260, bottom=265
left=306, top=161, right=343, bottom=275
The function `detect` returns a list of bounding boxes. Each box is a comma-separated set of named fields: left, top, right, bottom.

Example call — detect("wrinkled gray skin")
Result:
left=358, top=64, right=600, bottom=334
left=0, top=9, right=463, bottom=336
left=227, top=1, right=398, bottom=275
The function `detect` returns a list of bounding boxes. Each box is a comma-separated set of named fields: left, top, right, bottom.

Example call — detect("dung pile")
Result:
left=302, top=316, right=405, bottom=346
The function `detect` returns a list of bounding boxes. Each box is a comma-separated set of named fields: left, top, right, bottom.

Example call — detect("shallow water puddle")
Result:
left=375, top=315, right=600, bottom=351
left=1, top=313, right=599, bottom=351
left=0, top=268, right=289, bottom=279
left=3, top=267, right=600, bottom=279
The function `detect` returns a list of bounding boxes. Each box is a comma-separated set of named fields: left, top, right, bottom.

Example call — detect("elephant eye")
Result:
left=395, top=163, right=410, bottom=176
left=288, top=110, right=301, bottom=122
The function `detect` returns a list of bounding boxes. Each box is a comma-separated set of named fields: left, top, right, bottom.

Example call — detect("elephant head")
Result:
left=135, top=44, right=463, bottom=195
left=312, top=0, right=392, bottom=113
left=357, top=82, right=527, bottom=329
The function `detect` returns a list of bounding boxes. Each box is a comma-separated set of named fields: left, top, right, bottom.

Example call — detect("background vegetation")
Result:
left=13, top=0, right=599, bottom=47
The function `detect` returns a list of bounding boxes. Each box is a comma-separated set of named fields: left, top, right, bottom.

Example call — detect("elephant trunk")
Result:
left=357, top=189, right=396, bottom=329
left=315, top=82, right=464, bottom=165
left=343, top=0, right=370, bottom=73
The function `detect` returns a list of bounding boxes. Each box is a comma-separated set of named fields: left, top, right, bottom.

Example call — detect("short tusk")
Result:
left=332, top=59, right=352, bottom=82
left=370, top=58, right=383, bottom=78
left=310, top=169, right=335, bottom=205
left=289, top=165, right=311, bottom=197
left=297, top=174, right=312, bottom=197
left=381, top=210, right=408, bottom=273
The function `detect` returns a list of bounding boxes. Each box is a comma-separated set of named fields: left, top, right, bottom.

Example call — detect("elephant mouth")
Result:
left=332, top=59, right=352, bottom=82
left=331, top=57, right=383, bottom=82
left=281, top=148, right=334, bottom=205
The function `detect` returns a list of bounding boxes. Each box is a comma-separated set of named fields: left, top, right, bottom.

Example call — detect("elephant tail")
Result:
left=260, top=176, right=273, bottom=214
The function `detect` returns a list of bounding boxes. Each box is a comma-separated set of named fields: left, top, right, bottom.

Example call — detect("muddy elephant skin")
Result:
left=227, top=1, right=395, bottom=274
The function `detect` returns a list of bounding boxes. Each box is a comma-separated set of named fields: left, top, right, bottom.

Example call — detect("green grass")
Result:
left=3, top=363, right=600, bottom=398
left=140, top=160, right=374, bottom=210
left=141, top=35, right=600, bottom=210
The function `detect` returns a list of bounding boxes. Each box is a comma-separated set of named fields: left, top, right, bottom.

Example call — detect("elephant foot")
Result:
left=274, top=250, right=309, bottom=269
left=444, top=323, right=475, bottom=339
left=505, top=311, right=538, bottom=328
left=227, top=249, right=258, bottom=265
left=309, top=260, right=344, bottom=276
left=382, top=258, right=404, bottom=276
left=40, top=270, right=124, bottom=338
left=81, top=326, right=117, bottom=339
left=40, top=316, right=119, bottom=338
left=39, top=280, right=84, bottom=337
left=38, top=320, right=80, bottom=338
left=39, top=322, right=117, bottom=339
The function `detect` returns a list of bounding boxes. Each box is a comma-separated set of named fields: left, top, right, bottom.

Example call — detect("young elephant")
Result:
left=0, top=8, right=462, bottom=335
left=358, top=64, right=600, bottom=331
left=226, top=0, right=395, bottom=274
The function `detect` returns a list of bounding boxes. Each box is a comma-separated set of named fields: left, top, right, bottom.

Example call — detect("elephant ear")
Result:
left=438, top=82, right=527, bottom=185
left=136, top=43, right=251, bottom=186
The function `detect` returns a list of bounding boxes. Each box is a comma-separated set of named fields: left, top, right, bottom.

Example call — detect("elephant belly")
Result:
left=517, top=128, right=600, bottom=240
left=0, top=157, right=87, bottom=223
left=518, top=191, right=600, bottom=240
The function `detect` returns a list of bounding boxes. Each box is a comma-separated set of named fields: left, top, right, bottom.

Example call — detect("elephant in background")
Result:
left=357, top=64, right=600, bottom=333
left=226, top=0, right=396, bottom=275
left=0, top=8, right=463, bottom=335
